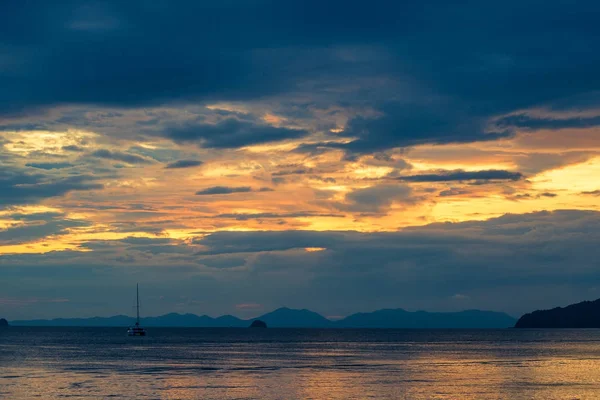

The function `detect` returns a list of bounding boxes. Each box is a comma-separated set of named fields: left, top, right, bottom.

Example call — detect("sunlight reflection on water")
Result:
left=1, top=327, right=600, bottom=399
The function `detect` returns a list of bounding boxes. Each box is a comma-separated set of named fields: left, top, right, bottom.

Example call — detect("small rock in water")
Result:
left=0, top=318, right=9, bottom=328
left=249, top=320, right=267, bottom=328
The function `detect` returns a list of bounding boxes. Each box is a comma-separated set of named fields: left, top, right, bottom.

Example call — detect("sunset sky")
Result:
left=1, top=0, right=600, bottom=319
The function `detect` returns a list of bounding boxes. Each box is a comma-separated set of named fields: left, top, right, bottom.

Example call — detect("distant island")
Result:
left=9, top=307, right=516, bottom=329
left=515, top=298, right=600, bottom=328
left=0, top=318, right=8, bottom=328
left=249, top=320, right=267, bottom=328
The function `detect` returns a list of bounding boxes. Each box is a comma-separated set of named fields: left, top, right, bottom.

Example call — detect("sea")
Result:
left=1, top=327, right=600, bottom=399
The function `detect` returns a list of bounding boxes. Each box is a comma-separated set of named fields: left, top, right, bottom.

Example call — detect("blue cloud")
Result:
left=25, top=162, right=74, bottom=170
left=2, top=210, right=600, bottom=318
left=398, top=170, right=524, bottom=183
left=90, top=149, right=153, bottom=164
left=0, top=166, right=103, bottom=205
left=496, top=114, right=600, bottom=130
left=196, top=186, right=252, bottom=196
left=165, top=160, right=203, bottom=169
left=163, top=118, right=308, bottom=149
left=0, top=212, right=90, bottom=245
left=1, top=0, right=599, bottom=151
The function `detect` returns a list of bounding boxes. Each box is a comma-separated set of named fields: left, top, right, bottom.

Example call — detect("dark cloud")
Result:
left=272, top=168, right=313, bottom=176
left=310, top=176, right=336, bottom=183
left=515, top=152, right=592, bottom=176
left=439, top=188, right=471, bottom=197
left=188, top=211, right=600, bottom=318
left=338, top=102, right=513, bottom=153
left=25, top=162, right=74, bottom=170
left=0, top=166, right=103, bottom=205
left=339, top=184, right=415, bottom=213
left=195, top=230, right=342, bottom=254
left=3, top=210, right=600, bottom=318
left=582, top=190, right=600, bottom=196
left=118, top=237, right=172, bottom=245
left=496, top=113, right=600, bottom=130
left=200, top=256, right=247, bottom=269
left=162, top=118, right=309, bottom=149
left=0, top=212, right=89, bottom=245
left=164, top=159, right=203, bottom=169
left=1, top=1, right=598, bottom=152
left=398, top=170, right=524, bottom=183
left=195, top=186, right=253, bottom=196
left=197, top=210, right=600, bottom=255
left=62, top=145, right=84, bottom=152
left=90, top=149, right=153, bottom=164
left=215, top=212, right=344, bottom=221
left=80, top=237, right=185, bottom=258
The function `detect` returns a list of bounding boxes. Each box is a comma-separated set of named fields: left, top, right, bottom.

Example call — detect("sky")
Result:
left=1, top=0, right=600, bottom=320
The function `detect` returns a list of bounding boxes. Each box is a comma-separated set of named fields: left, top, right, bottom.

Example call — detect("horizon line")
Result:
left=7, top=306, right=518, bottom=322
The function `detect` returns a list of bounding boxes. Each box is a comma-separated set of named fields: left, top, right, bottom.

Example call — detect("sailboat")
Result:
left=127, top=284, right=146, bottom=336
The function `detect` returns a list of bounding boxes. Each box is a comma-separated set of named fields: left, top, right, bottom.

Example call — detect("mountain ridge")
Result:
left=515, top=298, right=600, bottom=328
left=10, top=307, right=516, bottom=328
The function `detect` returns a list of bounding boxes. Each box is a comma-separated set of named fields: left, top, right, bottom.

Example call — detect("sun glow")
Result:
left=2, top=130, right=97, bottom=155
left=304, top=247, right=326, bottom=252
left=531, top=157, right=600, bottom=193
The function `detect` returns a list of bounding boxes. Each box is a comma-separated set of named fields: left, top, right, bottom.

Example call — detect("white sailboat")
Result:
left=127, top=284, right=146, bottom=336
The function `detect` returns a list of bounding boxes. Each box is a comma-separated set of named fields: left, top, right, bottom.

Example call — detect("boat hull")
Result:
left=127, top=327, right=146, bottom=336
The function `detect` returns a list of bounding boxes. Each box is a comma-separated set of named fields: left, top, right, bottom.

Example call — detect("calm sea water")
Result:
left=1, top=327, right=600, bottom=399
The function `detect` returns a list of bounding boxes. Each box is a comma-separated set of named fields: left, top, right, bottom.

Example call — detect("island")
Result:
left=515, top=298, right=600, bottom=328
left=0, top=318, right=9, bottom=328
left=8, top=307, right=517, bottom=328
left=249, top=320, right=267, bottom=328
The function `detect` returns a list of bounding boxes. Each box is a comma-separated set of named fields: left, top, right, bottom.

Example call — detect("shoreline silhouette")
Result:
left=7, top=307, right=516, bottom=328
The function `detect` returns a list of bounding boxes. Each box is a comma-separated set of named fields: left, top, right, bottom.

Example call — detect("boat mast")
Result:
left=136, top=283, right=140, bottom=326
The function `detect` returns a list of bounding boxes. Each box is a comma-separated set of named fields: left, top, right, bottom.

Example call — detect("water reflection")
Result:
left=1, top=328, right=600, bottom=399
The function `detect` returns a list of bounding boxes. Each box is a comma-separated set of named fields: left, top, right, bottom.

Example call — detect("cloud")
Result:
left=62, top=145, right=84, bottom=152
left=3, top=210, right=600, bottom=318
left=0, top=167, right=103, bottom=205
left=339, top=184, right=414, bottom=212
left=196, top=230, right=343, bottom=255
left=215, top=212, right=344, bottom=221
left=118, top=237, right=172, bottom=245
left=272, top=168, right=313, bottom=176
left=25, top=162, right=74, bottom=170
left=338, top=102, right=513, bottom=153
left=0, top=297, right=70, bottom=307
left=195, top=210, right=600, bottom=257
left=195, top=186, right=253, bottom=196
left=582, top=190, right=600, bottom=196
left=496, top=114, right=600, bottom=130
left=193, top=210, right=600, bottom=315
left=310, top=176, right=337, bottom=183
left=439, top=188, right=471, bottom=197
left=1, top=1, right=598, bottom=153
left=398, top=170, right=523, bottom=183
left=165, top=159, right=203, bottom=169
left=236, top=303, right=263, bottom=310
left=1, top=1, right=600, bottom=321
left=0, top=212, right=90, bottom=245
left=162, top=118, right=309, bottom=149
left=452, top=294, right=470, bottom=300
left=183, top=210, right=600, bottom=317
left=90, top=149, right=154, bottom=164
